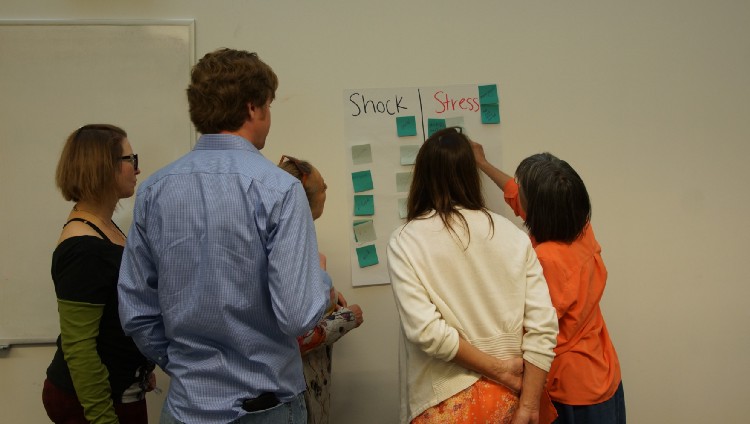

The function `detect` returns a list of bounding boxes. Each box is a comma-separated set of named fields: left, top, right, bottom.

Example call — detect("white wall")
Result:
left=1, top=1, right=749, bottom=423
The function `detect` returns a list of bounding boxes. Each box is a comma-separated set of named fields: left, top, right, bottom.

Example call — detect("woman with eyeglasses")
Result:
left=42, top=124, right=155, bottom=424
left=387, top=127, right=559, bottom=424
left=279, top=155, right=364, bottom=424
left=471, top=144, right=625, bottom=424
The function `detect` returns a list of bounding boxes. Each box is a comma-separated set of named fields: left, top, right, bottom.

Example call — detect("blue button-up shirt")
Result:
left=118, top=134, right=331, bottom=423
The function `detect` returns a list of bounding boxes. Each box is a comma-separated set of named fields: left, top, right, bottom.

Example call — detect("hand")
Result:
left=330, top=288, right=338, bottom=309
left=490, top=357, right=523, bottom=394
left=348, top=304, right=364, bottom=327
left=318, top=252, right=327, bottom=270
left=511, top=404, right=540, bottom=424
left=336, top=290, right=348, bottom=308
left=470, top=140, right=489, bottom=167
left=145, top=372, right=157, bottom=392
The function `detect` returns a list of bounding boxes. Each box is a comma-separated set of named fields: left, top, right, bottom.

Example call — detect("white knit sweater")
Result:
left=387, top=209, right=558, bottom=423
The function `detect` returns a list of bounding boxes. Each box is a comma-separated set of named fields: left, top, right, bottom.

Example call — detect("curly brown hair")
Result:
left=187, top=48, right=278, bottom=134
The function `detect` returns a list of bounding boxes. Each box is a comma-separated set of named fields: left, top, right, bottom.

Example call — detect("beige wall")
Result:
left=0, top=346, right=170, bottom=423
left=1, top=1, right=749, bottom=423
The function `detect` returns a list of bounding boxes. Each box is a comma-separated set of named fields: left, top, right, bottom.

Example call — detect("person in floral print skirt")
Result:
left=279, top=155, right=365, bottom=424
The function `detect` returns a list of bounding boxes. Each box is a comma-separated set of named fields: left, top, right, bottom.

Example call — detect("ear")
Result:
left=247, top=102, right=257, bottom=121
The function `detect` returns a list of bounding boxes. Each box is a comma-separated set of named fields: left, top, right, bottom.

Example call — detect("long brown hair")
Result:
left=406, top=127, right=493, bottom=247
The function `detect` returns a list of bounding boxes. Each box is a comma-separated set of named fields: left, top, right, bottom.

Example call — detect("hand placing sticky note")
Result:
left=427, top=118, right=446, bottom=137
left=352, top=170, right=374, bottom=193
left=353, top=220, right=377, bottom=243
left=351, top=144, right=372, bottom=165
left=356, top=244, right=379, bottom=268
left=354, top=195, right=375, bottom=216
left=400, top=145, right=419, bottom=165
left=396, top=116, right=417, bottom=137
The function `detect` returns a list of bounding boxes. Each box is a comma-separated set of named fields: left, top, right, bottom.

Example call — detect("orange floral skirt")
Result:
left=411, top=377, right=519, bottom=424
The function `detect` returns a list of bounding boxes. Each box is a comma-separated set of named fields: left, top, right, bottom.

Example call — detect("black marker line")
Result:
left=418, top=88, right=425, bottom=142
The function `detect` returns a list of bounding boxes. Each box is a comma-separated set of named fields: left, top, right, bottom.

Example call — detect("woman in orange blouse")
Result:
left=472, top=144, right=625, bottom=424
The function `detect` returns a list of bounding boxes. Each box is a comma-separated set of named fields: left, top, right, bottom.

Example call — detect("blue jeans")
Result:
left=552, top=382, right=626, bottom=424
left=160, top=393, right=307, bottom=424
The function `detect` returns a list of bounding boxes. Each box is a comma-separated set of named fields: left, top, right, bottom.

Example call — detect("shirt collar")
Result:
left=193, top=134, right=259, bottom=153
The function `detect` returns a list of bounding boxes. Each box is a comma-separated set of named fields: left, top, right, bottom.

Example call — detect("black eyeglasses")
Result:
left=279, top=154, right=309, bottom=185
left=121, top=154, right=139, bottom=171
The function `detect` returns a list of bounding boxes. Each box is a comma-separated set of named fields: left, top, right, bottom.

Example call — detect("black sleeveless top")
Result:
left=46, top=218, right=152, bottom=401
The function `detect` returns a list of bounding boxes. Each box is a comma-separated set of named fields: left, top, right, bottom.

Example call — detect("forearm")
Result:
left=479, top=160, right=513, bottom=191
left=517, top=361, right=547, bottom=418
left=298, top=308, right=358, bottom=354
left=321, top=308, right=358, bottom=346
left=58, top=300, right=118, bottom=423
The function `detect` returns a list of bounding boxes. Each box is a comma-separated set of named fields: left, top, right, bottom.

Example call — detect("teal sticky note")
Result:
left=352, top=170, right=374, bottom=193
left=353, top=220, right=377, bottom=243
left=396, top=116, right=417, bottom=137
left=396, top=172, right=412, bottom=193
left=354, top=195, right=375, bottom=216
left=397, top=198, right=408, bottom=219
left=400, top=145, right=419, bottom=165
left=351, top=144, right=372, bottom=165
left=481, top=104, right=500, bottom=124
left=356, top=244, right=379, bottom=268
left=427, top=118, right=446, bottom=137
left=478, top=84, right=499, bottom=105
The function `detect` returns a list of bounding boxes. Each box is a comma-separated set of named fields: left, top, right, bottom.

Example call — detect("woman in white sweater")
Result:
left=387, top=127, right=559, bottom=424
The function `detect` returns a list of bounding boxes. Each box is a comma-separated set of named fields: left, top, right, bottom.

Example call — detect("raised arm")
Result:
left=471, top=140, right=513, bottom=191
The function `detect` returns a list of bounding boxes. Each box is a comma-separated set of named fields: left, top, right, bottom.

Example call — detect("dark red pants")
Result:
left=42, top=379, right=148, bottom=424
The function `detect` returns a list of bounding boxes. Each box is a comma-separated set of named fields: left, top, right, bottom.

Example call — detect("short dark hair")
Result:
left=515, top=152, right=591, bottom=243
left=187, top=48, right=278, bottom=134
left=407, top=127, right=493, bottom=246
left=56, top=124, right=127, bottom=206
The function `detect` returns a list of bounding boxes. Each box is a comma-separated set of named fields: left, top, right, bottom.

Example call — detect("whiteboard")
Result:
left=0, top=21, right=195, bottom=346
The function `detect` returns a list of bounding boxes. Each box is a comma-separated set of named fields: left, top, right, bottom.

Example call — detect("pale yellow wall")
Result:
left=1, top=1, right=749, bottom=423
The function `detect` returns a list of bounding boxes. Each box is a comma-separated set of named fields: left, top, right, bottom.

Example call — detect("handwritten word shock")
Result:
left=433, top=91, right=480, bottom=114
left=349, top=93, right=408, bottom=117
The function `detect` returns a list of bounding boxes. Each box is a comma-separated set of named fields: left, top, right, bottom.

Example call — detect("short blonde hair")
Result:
left=55, top=124, right=127, bottom=206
